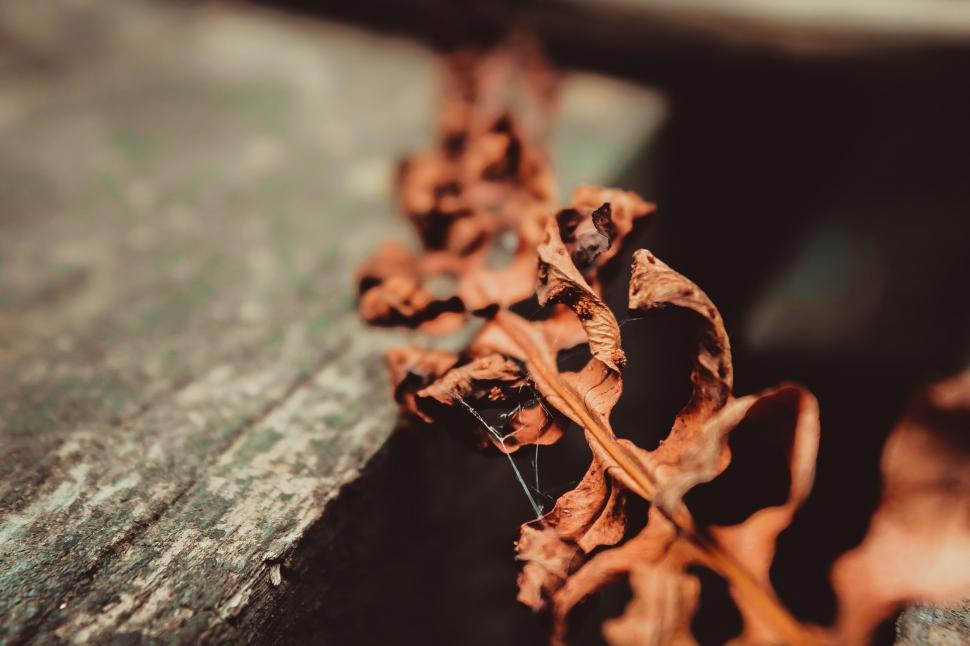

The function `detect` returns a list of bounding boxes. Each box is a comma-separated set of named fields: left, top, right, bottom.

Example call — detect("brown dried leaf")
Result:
left=389, top=344, right=565, bottom=454
left=537, top=215, right=625, bottom=371
left=457, top=245, right=541, bottom=312
left=415, top=354, right=525, bottom=409
left=473, top=308, right=633, bottom=610
left=474, top=312, right=638, bottom=486
left=548, top=508, right=682, bottom=631
left=602, top=563, right=700, bottom=646
left=517, top=525, right=584, bottom=612
left=410, top=354, right=529, bottom=448
left=515, top=408, right=628, bottom=612
left=703, top=386, right=820, bottom=644
left=499, top=403, right=564, bottom=453
left=359, top=43, right=970, bottom=646
left=830, top=371, right=970, bottom=644
left=629, top=248, right=733, bottom=436
left=357, top=241, right=466, bottom=334
left=437, top=43, right=558, bottom=152
left=361, top=44, right=560, bottom=333
left=385, top=346, right=460, bottom=419
left=395, top=155, right=495, bottom=257
left=513, top=352, right=631, bottom=612
left=544, top=458, right=627, bottom=553
left=559, top=186, right=656, bottom=273
left=542, top=386, right=819, bottom=645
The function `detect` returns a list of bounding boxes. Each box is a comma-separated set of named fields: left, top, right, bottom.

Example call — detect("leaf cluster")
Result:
left=356, top=45, right=970, bottom=645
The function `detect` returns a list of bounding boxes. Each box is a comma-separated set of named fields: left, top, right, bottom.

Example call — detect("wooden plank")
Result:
left=0, top=1, right=666, bottom=642
left=545, top=0, right=970, bottom=54
left=284, top=0, right=970, bottom=68
left=897, top=605, right=970, bottom=645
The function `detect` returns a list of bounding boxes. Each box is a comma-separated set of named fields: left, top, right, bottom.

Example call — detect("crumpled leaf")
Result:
left=541, top=384, right=819, bottom=645
left=537, top=214, right=626, bottom=371
left=629, top=248, right=733, bottom=435
left=700, top=386, right=820, bottom=644
left=386, top=346, right=460, bottom=415
left=437, top=43, right=557, bottom=156
left=559, top=186, right=655, bottom=274
left=512, top=343, right=633, bottom=613
left=516, top=456, right=628, bottom=611
left=360, top=52, right=654, bottom=341
left=357, top=242, right=466, bottom=333
left=517, top=524, right=585, bottom=612
left=554, top=202, right=615, bottom=274
left=415, top=354, right=525, bottom=411
left=603, top=563, right=700, bottom=646
left=358, top=45, right=558, bottom=333
left=498, top=402, right=565, bottom=453
left=360, top=41, right=967, bottom=646
left=395, top=159, right=493, bottom=256
left=388, top=347, right=566, bottom=453
left=829, top=371, right=970, bottom=644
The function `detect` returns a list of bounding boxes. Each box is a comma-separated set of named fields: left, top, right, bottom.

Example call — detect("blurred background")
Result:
left=2, top=0, right=968, bottom=644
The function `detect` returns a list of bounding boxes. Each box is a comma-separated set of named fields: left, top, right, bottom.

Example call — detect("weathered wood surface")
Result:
left=897, top=604, right=970, bottom=646
left=0, top=1, right=665, bottom=642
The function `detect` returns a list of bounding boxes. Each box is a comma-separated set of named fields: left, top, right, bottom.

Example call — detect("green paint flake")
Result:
left=232, top=427, right=283, bottom=466
left=309, top=437, right=341, bottom=470
left=108, top=130, right=161, bottom=168
left=320, top=245, right=341, bottom=271
left=98, top=171, right=124, bottom=201
left=308, top=311, right=332, bottom=334
left=292, top=274, right=315, bottom=299
left=115, top=273, right=215, bottom=333
left=209, top=81, right=294, bottom=129
left=180, top=485, right=234, bottom=532
left=160, top=75, right=293, bottom=127
left=47, top=259, right=80, bottom=275
left=5, top=375, right=133, bottom=436
left=158, top=179, right=201, bottom=206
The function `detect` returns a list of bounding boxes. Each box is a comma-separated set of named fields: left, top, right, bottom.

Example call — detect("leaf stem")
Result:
left=493, top=308, right=816, bottom=645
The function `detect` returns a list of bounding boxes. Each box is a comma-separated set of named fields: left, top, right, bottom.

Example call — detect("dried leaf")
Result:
left=416, top=354, right=525, bottom=409
left=602, top=563, right=700, bottom=646
left=537, top=215, right=625, bottom=371
left=388, top=343, right=566, bottom=454
left=560, top=186, right=656, bottom=273
left=702, top=386, right=820, bottom=644
left=499, top=403, right=564, bottom=453
left=395, top=154, right=494, bottom=256
left=360, top=42, right=969, bottom=646
left=513, top=348, right=631, bottom=612
left=830, top=371, right=970, bottom=644
left=515, top=417, right=628, bottom=611
left=456, top=245, right=541, bottom=313
left=542, top=385, right=819, bottom=645
left=517, top=525, right=584, bottom=612
left=357, top=242, right=466, bottom=333
left=386, top=346, right=460, bottom=418
left=359, top=45, right=559, bottom=333
left=629, top=248, right=733, bottom=435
